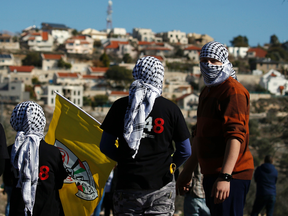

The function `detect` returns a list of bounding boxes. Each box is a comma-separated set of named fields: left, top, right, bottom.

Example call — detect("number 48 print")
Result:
left=145, top=117, right=164, bottom=134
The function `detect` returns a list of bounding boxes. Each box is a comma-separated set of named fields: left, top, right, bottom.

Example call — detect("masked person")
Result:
left=8, top=101, right=67, bottom=216
left=100, top=56, right=191, bottom=216
left=177, top=41, right=254, bottom=216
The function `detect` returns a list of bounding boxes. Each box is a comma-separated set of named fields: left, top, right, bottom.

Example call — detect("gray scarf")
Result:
left=123, top=56, right=164, bottom=158
left=10, top=101, right=46, bottom=216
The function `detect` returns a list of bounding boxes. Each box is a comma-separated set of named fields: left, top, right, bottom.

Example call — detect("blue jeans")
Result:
left=203, top=176, right=250, bottom=216
left=113, top=181, right=176, bottom=216
left=94, top=192, right=105, bottom=216
left=250, top=195, right=276, bottom=216
left=184, top=194, right=211, bottom=216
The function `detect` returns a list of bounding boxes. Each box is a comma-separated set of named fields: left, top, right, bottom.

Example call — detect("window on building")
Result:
left=78, top=99, right=80, bottom=104
left=51, top=98, right=54, bottom=104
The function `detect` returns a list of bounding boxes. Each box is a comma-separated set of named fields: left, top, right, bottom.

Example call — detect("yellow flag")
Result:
left=45, top=92, right=116, bottom=216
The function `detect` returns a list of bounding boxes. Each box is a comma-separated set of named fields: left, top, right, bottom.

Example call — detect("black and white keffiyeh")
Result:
left=123, top=56, right=164, bottom=158
left=10, top=101, right=46, bottom=216
left=200, top=41, right=238, bottom=87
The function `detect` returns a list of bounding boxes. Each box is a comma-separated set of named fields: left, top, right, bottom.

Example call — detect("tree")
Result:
left=57, top=58, right=72, bottom=69
left=100, top=53, right=110, bottom=67
left=122, top=53, right=132, bottom=63
left=91, top=95, right=109, bottom=108
left=22, top=52, right=42, bottom=67
left=71, top=29, right=79, bottom=36
left=270, top=34, right=280, bottom=46
left=230, top=35, right=249, bottom=47
left=105, top=66, right=133, bottom=88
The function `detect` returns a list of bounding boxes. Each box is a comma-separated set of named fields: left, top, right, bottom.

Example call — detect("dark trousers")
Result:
left=250, top=195, right=276, bottom=216
left=203, top=176, right=250, bottom=216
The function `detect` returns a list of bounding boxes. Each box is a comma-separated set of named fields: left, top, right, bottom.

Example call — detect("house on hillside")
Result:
left=186, top=33, right=214, bottom=46
left=143, top=46, right=173, bottom=57
left=87, top=67, right=109, bottom=76
left=41, top=22, right=72, bottom=44
left=0, top=54, right=15, bottom=69
left=228, top=47, right=249, bottom=58
left=65, top=35, right=94, bottom=54
left=7, top=66, right=35, bottom=85
left=0, top=34, right=20, bottom=50
left=22, top=31, right=54, bottom=51
left=175, top=93, right=199, bottom=110
left=183, top=45, right=201, bottom=61
left=132, top=28, right=155, bottom=42
left=259, top=69, right=288, bottom=95
left=247, top=47, right=267, bottom=59
left=0, top=82, right=30, bottom=103
left=53, top=72, right=81, bottom=85
left=38, top=85, right=83, bottom=107
left=251, top=59, right=284, bottom=74
left=104, top=40, right=137, bottom=59
left=41, top=53, right=66, bottom=70
left=81, top=28, right=107, bottom=41
left=162, top=30, right=188, bottom=44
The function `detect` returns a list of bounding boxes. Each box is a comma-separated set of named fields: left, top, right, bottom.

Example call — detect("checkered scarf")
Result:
left=10, top=101, right=46, bottom=216
left=123, top=56, right=164, bottom=158
left=200, top=41, right=237, bottom=87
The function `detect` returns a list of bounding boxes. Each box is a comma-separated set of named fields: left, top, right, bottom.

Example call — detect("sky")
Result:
left=0, top=0, right=287, bottom=47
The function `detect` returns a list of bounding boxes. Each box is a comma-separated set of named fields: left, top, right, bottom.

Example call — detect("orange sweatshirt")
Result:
left=196, top=77, right=254, bottom=180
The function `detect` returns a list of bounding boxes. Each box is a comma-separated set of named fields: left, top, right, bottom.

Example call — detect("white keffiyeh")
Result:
left=10, top=101, right=46, bottom=216
left=200, top=41, right=238, bottom=87
left=123, top=56, right=164, bottom=158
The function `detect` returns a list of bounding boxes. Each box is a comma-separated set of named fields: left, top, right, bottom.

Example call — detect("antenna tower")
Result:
left=106, top=0, right=113, bottom=31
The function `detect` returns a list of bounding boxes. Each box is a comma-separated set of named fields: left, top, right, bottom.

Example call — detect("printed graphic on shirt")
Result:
left=54, top=139, right=98, bottom=201
left=142, top=116, right=165, bottom=138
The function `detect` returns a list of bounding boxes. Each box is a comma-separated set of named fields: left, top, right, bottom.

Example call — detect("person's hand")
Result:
left=211, top=178, right=230, bottom=204
left=176, top=170, right=192, bottom=196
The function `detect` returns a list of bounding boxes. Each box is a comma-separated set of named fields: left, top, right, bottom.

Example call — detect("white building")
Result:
left=65, top=35, right=94, bottom=54
left=163, top=30, right=188, bottom=44
left=132, top=28, right=155, bottom=42
left=228, top=47, right=249, bottom=58
left=81, top=28, right=107, bottom=41
left=41, top=53, right=66, bottom=71
left=259, top=69, right=288, bottom=96
left=25, top=32, right=54, bottom=52
left=39, top=85, right=83, bottom=107
left=41, top=22, right=72, bottom=44
left=0, top=54, right=15, bottom=68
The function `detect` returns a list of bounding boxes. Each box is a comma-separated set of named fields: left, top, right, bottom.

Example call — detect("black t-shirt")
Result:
left=101, top=96, right=190, bottom=190
left=9, top=140, right=68, bottom=216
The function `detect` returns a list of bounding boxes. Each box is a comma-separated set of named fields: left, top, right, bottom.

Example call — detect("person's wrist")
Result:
left=218, top=173, right=232, bottom=182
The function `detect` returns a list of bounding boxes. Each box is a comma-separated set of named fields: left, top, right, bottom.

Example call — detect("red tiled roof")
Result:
left=270, top=72, right=277, bottom=77
left=89, top=67, right=109, bottom=72
left=9, top=66, right=34, bottom=72
left=247, top=47, right=267, bottom=58
left=110, top=91, right=129, bottom=95
left=184, top=45, right=201, bottom=51
left=42, top=54, right=63, bottom=60
left=31, top=32, right=41, bottom=36
left=72, top=35, right=86, bottom=40
left=279, top=86, right=284, bottom=90
left=82, top=75, right=98, bottom=79
left=145, top=47, right=171, bottom=51
left=42, top=32, right=48, bottom=41
left=80, top=41, right=90, bottom=44
left=138, top=41, right=154, bottom=45
left=57, top=72, right=79, bottom=78
left=105, top=41, right=129, bottom=49
left=28, top=37, right=35, bottom=41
